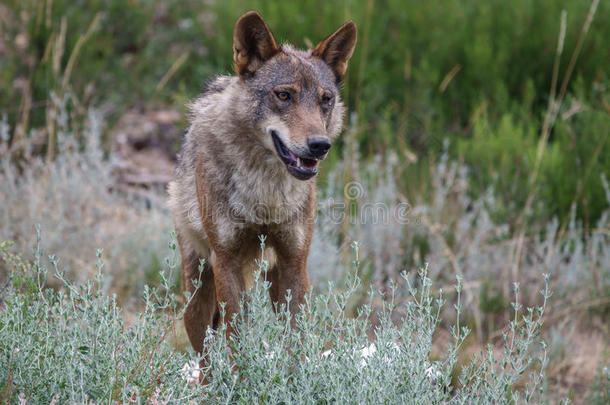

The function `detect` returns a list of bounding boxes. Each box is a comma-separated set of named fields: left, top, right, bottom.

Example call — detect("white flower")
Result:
left=181, top=361, right=201, bottom=385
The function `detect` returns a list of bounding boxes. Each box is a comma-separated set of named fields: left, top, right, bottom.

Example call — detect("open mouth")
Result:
left=271, top=132, right=319, bottom=180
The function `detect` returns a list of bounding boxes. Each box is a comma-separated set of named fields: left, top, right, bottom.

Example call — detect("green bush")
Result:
left=0, top=234, right=205, bottom=403
left=588, top=366, right=610, bottom=405
left=541, top=106, right=610, bottom=224
left=456, top=114, right=538, bottom=224
left=0, top=236, right=554, bottom=403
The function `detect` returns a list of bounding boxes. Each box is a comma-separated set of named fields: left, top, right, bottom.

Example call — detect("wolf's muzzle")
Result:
left=308, top=136, right=331, bottom=158
left=269, top=129, right=320, bottom=181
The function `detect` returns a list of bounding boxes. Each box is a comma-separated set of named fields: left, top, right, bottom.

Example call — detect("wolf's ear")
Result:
left=233, top=11, right=279, bottom=76
left=312, top=21, right=357, bottom=82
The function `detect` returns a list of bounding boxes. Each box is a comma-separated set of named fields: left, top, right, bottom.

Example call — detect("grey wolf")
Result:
left=168, top=10, right=357, bottom=356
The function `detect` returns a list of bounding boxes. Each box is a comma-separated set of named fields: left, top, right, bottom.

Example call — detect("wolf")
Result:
left=168, top=11, right=357, bottom=355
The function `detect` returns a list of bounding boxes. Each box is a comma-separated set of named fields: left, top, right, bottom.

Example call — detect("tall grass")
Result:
left=312, top=136, right=609, bottom=400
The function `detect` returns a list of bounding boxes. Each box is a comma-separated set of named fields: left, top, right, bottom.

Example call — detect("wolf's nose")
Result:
left=308, top=137, right=331, bottom=157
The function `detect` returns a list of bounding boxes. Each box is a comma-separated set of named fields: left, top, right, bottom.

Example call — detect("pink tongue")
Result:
left=304, top=160, right=317, bottom=169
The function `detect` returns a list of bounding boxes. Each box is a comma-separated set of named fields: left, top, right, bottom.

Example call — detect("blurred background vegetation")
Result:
left=1, top=0, right=609, bottom=402
left=1, top=0, right=609, bottom=225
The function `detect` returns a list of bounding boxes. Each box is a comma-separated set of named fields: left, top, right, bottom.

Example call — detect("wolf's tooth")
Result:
left=297, top=157, right=302, bottom=168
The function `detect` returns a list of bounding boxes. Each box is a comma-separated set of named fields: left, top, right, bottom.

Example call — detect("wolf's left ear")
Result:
left=312, top=21, right=357, bottom=82
left=233, top=11, right=280, bottom=77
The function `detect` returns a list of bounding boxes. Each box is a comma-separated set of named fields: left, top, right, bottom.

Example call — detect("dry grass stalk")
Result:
left=508, top=0, right=599, bottom=291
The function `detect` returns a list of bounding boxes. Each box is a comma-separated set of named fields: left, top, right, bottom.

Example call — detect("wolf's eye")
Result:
left=275, top=91, right=291, bottom=101
left=321, top=93, right=333, bottom=105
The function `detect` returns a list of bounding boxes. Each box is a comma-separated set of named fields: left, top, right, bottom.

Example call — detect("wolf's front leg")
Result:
left=270, top=226, right=313, bottom=319
left=271, top=254, right=311, bottom=317
left=211, top=255, right=245, bottom=340
left=178, top=232, right=217, bottom=356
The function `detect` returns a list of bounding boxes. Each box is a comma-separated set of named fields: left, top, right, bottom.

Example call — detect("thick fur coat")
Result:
left=168, top=11, right=357, bottom=355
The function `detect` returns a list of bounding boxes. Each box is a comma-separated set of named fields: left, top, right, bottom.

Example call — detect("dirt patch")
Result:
left=111, top=108, right=182, bottom=203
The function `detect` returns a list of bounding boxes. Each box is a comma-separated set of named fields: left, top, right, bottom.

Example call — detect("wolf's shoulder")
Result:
left=188, top=75, right=239, bottom=119
left=200, top=75, right=237, bottom=97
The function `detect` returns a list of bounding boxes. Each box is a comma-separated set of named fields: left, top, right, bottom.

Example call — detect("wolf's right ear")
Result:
left=233, top=11, right=279, bottom=77
left=312, top=21, right=357, bottom=83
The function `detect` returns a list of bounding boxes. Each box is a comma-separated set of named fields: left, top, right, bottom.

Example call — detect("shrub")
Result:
left=0, top=235, right=554, bottom=403
left=0, top=235, right=206, bottom=403
left=0, top=109, right=173, bottom=302
left=0, top=109, right=605, bottom=399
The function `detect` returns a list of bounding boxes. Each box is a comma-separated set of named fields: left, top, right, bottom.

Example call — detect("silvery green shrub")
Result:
left=0, top=231, right=206, bottom=403
left=1, top=235, right=553, bottom=404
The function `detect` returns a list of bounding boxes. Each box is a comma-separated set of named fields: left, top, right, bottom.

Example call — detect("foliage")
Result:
left=1, top=0, right=608, bottom=223
left=587, top=366, right=610, bottom=405
left=0, top=1, right=608, bottom=400
left=0, top=107, right=173, bottom=302
left=0, top=236, right=553, bottom=404
left=0, top=105, right=606, bottom=399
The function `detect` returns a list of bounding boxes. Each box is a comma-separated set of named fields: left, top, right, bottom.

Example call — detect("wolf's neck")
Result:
left=225, top=135, right=311, bottom=224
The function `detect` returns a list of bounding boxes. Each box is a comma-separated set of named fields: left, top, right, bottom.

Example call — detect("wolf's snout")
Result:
left=308, top=137, right=331, bottom=157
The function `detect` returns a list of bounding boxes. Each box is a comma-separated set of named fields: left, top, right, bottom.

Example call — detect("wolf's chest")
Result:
left=228, top=166, right=309, bottom=225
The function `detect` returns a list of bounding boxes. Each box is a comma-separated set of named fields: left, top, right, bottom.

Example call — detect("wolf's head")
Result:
left=233, top=11, right=357, bottom=180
